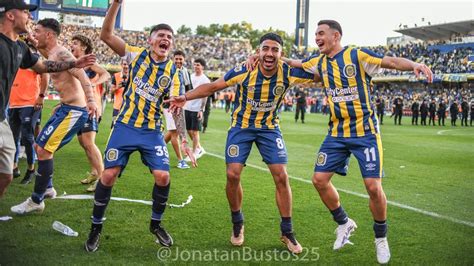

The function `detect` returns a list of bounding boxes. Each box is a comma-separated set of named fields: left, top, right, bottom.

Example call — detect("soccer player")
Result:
left=70, top=34, right=111, bottom=192
left=110, top=59, right=128, bottom=127
left=9, top=60, right=49, bottom=184
left=10, top=18, right=98, bottom=212
left=84, top=0, right=195, bottom=252
left=280, top=20, right=433, bottom=264
left=0, top=0, right=95, bottom=198
left=183, top=58, right=210, bottom=160
left=168, top=33, right=316, bottom=254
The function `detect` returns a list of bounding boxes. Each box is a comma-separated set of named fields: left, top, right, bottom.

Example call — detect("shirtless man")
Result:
left=11, top=18, right=97, bottom=214
left=71, top=34, right=110, bottom=192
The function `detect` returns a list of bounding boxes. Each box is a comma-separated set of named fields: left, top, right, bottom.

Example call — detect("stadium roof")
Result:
left=394, top=20, right=474, bottom=41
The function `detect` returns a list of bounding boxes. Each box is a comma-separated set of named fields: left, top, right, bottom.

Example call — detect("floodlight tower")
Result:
left=295, top=0, right=310, bottom=48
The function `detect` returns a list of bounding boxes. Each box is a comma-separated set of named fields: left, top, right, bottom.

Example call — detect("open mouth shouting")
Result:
left=263, top=56, right=276, bottom=68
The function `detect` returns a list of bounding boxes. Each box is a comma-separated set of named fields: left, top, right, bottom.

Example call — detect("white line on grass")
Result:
left=206, top=152, right=474, bottom=228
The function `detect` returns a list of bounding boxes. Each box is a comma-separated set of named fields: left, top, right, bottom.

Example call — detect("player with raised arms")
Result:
left=168, top=32, right=316, bottom=254
left=84, top=0, right=196, bottom=252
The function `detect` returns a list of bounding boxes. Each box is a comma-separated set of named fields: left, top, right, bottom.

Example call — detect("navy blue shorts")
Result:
left=104, top=122, right=170, bottom=172
left=225, top=127, right=287, bottom=164
left=314, top=134, right=384, bottom=178
left=77, top=116, right=99, bottom=135
left=36, top=104, right=88, bottom=153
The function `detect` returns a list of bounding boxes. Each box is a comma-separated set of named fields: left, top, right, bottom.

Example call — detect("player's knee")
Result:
left=101, top=168, right=120, bottom=186
left=153, top=171, right=170, bottom=186
left=366, top=181, right=384, bottom=198
left=35, top=146, right=52, bottom=160
left=274, top=173, right=289, bottom=188
left=312, top=174, right=328, bottom=189
left=226, top=169, right=241, bottom=184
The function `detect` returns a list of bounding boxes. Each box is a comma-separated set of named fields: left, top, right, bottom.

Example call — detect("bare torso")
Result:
left=47, top=45, right=86, bottom=107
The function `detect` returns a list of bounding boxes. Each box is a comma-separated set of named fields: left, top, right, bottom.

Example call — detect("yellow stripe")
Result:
left=44, top=112, right=73, bottom=152
left=255, top=78, right=270, bottom=129
left=170, top=63, right=180, bottom=97
left=266, top=65, right=285, bottom=129
left=343, top=48, right=364, bottom=137
left=357, top=50, right=376, bottom=135
left=322, top=59, right=338, bottom=137
left=122, top=56, right=150, bottom=124
left=134, top=57, right=159, bottom=128
left=231, top=84, right=243, bottom=127
left=375, top=133, right=384, bottom=177
left=146, top=63, right=162, bottom=129
left=241, top=70, right=258, bottom=129
left=330, top=60, right=350, bottom=137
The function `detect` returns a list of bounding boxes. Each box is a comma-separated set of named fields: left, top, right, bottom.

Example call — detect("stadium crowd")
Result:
left=59, top=25, right=252, bottom=71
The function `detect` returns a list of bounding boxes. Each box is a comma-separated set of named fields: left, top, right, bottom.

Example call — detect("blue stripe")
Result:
left=129, top=54, right=154, bottom=126
left=234, top=74, right=250, bottom=127
left=248, top=71, right=265, bottom=126
left=260, top=67, right=281, bottom=128
left=335, top=50, right=357, bottom=137
left=351, top=49, right=371, bottom=135
left=317, top=57, right=332, bottom=134
left=117, top=50, right=147, bottom=124
left=326, top=59, right=343, bottom=137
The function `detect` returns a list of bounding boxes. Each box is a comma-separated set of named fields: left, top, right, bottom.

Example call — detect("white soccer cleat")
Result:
left=230, top=225, right=244, bottom=246
left=375, top=237, right=391, bottom=264
left=194, top=147, right=206, bottom=159
left=44, top=187, right=57, bottom=199
left=11, top=197, right=45, bottom=214
left=333, top=218, right=357, bottom=250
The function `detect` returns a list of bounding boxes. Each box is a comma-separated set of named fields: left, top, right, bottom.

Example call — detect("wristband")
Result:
left=39, top=93, right=45, bottom=98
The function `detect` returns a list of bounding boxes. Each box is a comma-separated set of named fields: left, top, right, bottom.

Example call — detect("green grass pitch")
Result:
left=1, top=100, right=473, bottom=264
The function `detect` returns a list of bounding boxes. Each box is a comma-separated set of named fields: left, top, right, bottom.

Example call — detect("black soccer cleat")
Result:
left=84, top=223, right=102, bottom=252
left=20, top=169, right=35, bottom=185
left=13, top=168, right=20, bottom=178
left=150, top=221, right=173, bottom=247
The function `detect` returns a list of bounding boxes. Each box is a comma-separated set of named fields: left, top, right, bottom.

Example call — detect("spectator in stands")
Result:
left=420, top=99, right=428, bottom=125
left=450, top=101, right=459, bottom=126
left=411, top=99, right=419, bottom=125
left=437, top=99, right=446, bottom=126
left=429, top=99, right=437, bottom=126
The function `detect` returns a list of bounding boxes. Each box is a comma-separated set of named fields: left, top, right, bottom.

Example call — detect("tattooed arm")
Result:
left=31, top=54, right=96, bottom=74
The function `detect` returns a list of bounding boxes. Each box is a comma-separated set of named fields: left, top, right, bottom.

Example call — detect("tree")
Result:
left=177, top=25, right=192, bottom=35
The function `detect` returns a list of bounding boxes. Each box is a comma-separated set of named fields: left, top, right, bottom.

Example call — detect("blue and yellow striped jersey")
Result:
left=116, top=44, right=181, bottom=130
left=224, top=61, right=315, bottom=129
left=302, top=46, right=383, bottom=137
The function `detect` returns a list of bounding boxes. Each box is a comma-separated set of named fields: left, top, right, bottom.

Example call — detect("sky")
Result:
left=41, top=0, right=473, bottom=46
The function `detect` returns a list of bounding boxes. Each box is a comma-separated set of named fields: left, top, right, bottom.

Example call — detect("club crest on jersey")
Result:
left=316, top=152, right=327, bottom=166
left=106, top=149, right=119, bottom=162
left=158, top=75, right=171, bottom=88
left=343, top=64, right=357, bottom=78
left=227, top=145, right=239, bottom=157
left=273, top=85, right=285, bottom=96
left=247, top=86, right=255, bottom=93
